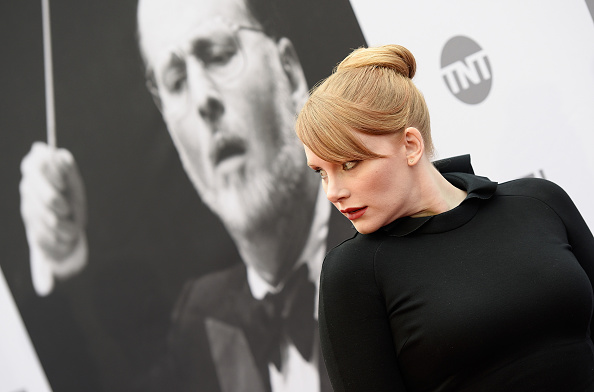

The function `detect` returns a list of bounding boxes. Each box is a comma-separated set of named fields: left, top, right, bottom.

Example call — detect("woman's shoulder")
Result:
left=498, top=177, right=567, bottom=198
left=496, top=177, right=575, bottom=214
left=323, top=232, right=386, bottom=274
left=321, top=233, right=388, bottom=295
left=326, top=231, right=386, bottom=257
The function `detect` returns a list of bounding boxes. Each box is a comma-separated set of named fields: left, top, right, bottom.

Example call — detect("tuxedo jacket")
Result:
left=155, top=206, right=354, bottom=392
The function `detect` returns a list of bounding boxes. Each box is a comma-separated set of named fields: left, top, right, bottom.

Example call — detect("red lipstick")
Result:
left=341, top=207, right=367, bottom=220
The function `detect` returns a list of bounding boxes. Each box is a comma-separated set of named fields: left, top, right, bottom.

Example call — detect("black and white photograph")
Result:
left=2, top=0, right=364, bottom=391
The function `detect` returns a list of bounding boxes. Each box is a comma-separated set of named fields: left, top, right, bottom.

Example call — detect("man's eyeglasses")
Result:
left=145, top=17, right=265, bottom=114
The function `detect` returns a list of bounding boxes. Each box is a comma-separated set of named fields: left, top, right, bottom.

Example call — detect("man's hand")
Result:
left=19, top=142, right=88, bottom=296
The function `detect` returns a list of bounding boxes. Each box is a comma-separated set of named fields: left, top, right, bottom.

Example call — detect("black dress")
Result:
left=319, top=156, right=594, bottom=391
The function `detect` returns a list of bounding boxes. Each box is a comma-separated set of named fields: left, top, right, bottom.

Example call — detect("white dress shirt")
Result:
left=246, top=186, right=331, bottom=392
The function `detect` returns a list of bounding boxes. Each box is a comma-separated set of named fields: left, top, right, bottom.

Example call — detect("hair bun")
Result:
left=336, top=44, right=416, bottom=79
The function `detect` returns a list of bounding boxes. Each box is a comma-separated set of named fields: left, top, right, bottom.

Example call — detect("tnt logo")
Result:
left=441, top=36, right=492, bottom=104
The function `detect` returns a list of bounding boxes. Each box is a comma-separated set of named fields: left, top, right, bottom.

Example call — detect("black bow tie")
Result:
left=261, top=263, right=317, bottom=370
left=240, top=263, right=317, bottom=371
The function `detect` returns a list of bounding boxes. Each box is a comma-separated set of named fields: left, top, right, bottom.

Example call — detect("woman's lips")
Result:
left=341, top=207, right=367, bottom=220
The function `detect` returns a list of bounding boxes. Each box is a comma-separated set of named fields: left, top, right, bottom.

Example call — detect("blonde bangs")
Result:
left=296, top=94, right=384, bottom=163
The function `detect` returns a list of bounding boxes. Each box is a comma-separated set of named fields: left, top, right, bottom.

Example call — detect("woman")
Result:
left=295, top=44, right=594, bottom=391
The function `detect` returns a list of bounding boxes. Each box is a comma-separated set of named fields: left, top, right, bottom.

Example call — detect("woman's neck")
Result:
left=410, top=159, right=468, bottom=218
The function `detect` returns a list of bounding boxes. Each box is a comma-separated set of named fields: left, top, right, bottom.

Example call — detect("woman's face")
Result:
left=304, top=131, right=420, bottom=234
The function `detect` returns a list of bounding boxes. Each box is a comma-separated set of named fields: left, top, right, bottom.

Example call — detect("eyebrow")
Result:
left=161, top=32, right=210, bottom=70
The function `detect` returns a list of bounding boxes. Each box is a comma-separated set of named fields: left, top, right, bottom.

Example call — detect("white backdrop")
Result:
left=350, top=0, right=594, bottom=228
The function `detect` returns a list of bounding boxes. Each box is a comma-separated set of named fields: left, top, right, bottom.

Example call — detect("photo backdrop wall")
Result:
left=1, top=1, right=593, bottom=391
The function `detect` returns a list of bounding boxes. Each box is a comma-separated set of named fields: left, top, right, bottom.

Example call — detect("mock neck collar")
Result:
left=379, top=155, right=497, bottom=237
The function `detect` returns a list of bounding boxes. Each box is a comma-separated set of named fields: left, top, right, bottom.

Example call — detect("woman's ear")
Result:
left=404, top=127, right=424, bottom=166
left=276, top=37, right=308, bottom=108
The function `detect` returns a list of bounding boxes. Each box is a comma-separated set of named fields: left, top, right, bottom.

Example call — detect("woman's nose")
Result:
left=325, top=176, right=349, bottom=203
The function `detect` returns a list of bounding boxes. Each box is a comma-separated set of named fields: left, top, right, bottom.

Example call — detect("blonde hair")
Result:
left=295, top=44, right=433, bottom=163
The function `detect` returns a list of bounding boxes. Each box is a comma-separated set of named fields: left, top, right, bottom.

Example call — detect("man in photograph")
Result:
left=19, top=0, right=365, bottom=390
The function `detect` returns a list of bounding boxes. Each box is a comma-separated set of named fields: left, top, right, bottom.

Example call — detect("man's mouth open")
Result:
left=213, top=136, right=247, bottom=169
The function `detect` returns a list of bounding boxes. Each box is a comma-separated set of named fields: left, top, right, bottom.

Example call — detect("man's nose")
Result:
left=186, top=60, right=225, bottom=124
left=325, top=176, right=349, bottom=203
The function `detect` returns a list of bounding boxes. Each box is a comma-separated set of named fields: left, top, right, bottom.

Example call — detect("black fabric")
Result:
left=432, top=154, right=474, bottom=175
left=319, top=157, right=594, bottom=392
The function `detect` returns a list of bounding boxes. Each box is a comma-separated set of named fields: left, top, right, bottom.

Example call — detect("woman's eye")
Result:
left=314, top=169, right=328, bottom=179
left=343, top=161, right=358, bottom=171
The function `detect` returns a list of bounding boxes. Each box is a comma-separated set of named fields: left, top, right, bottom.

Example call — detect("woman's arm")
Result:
left=533, top=179, right=594, bottom=337
left=319, top=241, right=407, bottom=391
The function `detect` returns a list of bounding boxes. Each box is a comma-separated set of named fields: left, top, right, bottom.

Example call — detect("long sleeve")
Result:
left=318, top=239, right=407, bottom=392
left=528, top=179, right=594, bottom=338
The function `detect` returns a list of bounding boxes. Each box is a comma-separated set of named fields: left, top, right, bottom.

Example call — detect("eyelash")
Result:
left=313, top=161, right=359, bottom=179
left=315, top=172, right=326, bottom=182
